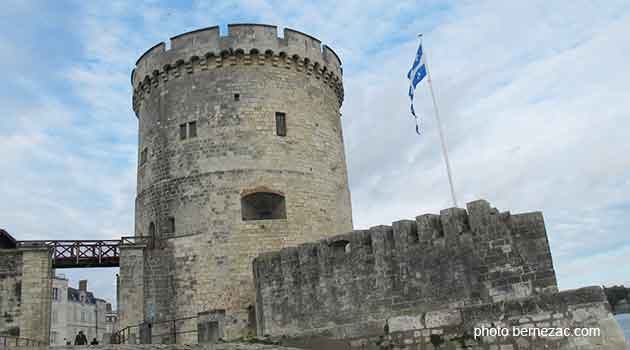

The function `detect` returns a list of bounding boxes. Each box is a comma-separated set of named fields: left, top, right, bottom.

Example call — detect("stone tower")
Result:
left=129, top=24, right=352, bottom=340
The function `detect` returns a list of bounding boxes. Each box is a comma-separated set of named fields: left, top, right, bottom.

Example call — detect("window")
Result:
left=330, top=240, right=351, bottom=256
left=179, top=123, right=187, bottom=140
left=241, top=192, right=286, bottom=221
left=165, top=217, right=175, bottom=234
left=275, top=112, right=286, bottom=136
left=140, top=147, right=148, bottom=165
left=15, top=282, right=21, bottom=301
left=81, top=311, right=85, bottom=322
left=180, top=121, right=198, bottom=140
left=188, top=121, right=197, bottom=138
left=52, top=288, right=59, bottom=300
left=149, top=222, right=156, bottom=238
left=207, top=321, right=220, bottom=343
left=234, top=93, right=240, bottom=101
left=52, top=311, right=58, bottom=323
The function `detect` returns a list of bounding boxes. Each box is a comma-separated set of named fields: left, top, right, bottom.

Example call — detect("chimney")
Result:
left=79, top=280, right=88, bottom=291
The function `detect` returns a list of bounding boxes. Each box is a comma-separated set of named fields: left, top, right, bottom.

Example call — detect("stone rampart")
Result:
left=378, top=286, right=626, bottom=350
left=253, top=200, right=558, bottom=337
left=0, top=250, right=22, bottom=337
left=0, top=245, right=52, bottom=343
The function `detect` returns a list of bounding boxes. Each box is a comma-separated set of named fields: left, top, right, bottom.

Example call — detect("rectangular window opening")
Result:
left=166, top=217, right=175, bottom=234
left=234, top=93, right=240, bottom=101
left=179, top=124, right=187, bottom=140
left=188, top=121, right=197, bottom=138
left=275, top=112, right=286, bottom=137
left=140, top=147, right=148, bottom=165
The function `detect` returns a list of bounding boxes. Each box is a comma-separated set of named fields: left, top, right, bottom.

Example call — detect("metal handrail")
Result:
left=0, top=335, right=45, bottom=348
left=112, top=314, right=198, bottom=344
left=18, top=239, right=123, bottom=245
left=14, top=237, right=148, bottom=268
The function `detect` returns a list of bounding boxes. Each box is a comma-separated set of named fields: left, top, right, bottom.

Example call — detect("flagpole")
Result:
left=422, top=38, right=459, bottom=208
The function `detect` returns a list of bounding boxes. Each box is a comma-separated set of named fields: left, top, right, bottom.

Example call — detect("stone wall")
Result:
left=0, top=250, right=22, bottom=337
left=253, top=200, right=557, bottom=337
left=0, top=343, right=301, bottom=350
left=20, top=248, right=52, bottom=342
left=0, top=246, right=52, bottom=343
left=118, top=244, right=145, bottom=338
left=376, top=286, right=626, bottom=350
left=130, top=24, right=353, bottom=340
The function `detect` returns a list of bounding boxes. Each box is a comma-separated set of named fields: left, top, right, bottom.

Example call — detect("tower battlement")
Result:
left=132, top=24, right=343, bottom=115
left=253, top=199, right=558, bottom=337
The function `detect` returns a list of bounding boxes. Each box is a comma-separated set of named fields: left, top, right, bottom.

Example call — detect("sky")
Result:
left=1, top=0, right=629, bottom=308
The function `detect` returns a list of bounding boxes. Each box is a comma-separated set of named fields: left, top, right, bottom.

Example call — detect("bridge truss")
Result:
left=18, top=237, right=144, bottom=268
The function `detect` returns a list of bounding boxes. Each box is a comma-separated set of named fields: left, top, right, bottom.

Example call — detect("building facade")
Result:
left=50, top=277, right=110, bottom=345
left=104, top=303, right=118, bottom=339
left=122, top=24, right=353, bottom=340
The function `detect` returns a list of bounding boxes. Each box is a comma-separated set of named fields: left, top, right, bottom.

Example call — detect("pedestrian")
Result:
left=90, top=338, right=99, bottom=345
left=74, top=330, right=88, bottom=346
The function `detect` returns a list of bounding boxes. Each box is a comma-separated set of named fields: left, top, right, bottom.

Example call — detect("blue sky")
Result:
left=1, top=0, right=629, bottom=308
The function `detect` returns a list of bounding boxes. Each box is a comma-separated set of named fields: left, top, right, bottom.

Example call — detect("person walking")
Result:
left=74, top=331, right=88, bottom=346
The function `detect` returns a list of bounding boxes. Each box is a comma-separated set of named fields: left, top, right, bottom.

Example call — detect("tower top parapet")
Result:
left=132, top=24, right=342, bottom=88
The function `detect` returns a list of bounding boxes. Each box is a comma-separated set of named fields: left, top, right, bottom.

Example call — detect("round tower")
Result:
left=130, top=24, right=352, bottom=339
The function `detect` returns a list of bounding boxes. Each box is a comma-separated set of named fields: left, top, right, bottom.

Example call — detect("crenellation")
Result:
left=226, top=24, right=279, bottom=50
left=511, top=211, right=547, bottom=238
left=322, top=45, right=342, bottom=70
left=169, top=26, right=220, bottom=51
left=466, top=199, right=493, bottom=232
left=283, top=28, right=325, bottom=66
left=135, top=41, right=166, bottom=67
left=253, top=200, right=563, bottom=338
left=131, top=24, right=344, bottom=117
left=416, top=213, right=443, bottom=242
left=392, top=220, right=418, bottom=247
left=439, top=207, right=470, bottom=239
left=132, top=50, right=344, bottom=116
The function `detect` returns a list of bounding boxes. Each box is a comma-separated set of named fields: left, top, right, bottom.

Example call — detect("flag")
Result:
left=407, top=40, right=427, bottom=134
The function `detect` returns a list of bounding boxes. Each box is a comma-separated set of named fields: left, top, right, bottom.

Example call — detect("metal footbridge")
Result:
left=17, top=237, right=143, bottom=268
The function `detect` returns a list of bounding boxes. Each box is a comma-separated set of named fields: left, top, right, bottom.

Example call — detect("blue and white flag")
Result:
left=407, top=40, right=427, bottom=134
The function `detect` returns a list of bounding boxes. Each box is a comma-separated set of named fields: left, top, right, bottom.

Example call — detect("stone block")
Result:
left=425, top=309, right=462, bottom=328
left=387, top=315, right=425, bottom=333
